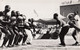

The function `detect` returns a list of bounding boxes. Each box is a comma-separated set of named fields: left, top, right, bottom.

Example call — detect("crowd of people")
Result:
left=0, top=5, right=34, bottom=48
left=0, top=5, right=80, bottom=48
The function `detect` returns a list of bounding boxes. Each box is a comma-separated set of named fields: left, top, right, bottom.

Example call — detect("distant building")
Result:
left=60, top=1, right=80, bottom=17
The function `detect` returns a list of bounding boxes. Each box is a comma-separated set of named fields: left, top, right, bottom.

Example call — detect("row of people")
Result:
left=0, top=5, right=33, bottom=47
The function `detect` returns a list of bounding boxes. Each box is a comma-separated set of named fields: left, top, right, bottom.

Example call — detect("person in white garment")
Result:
left=24, top=22, right=33, bottom=45
left=68, top=12, right=80, bottom=45
left=74, top=12, right=80, bottom=45
left=25, top=28, right=33, bottom=45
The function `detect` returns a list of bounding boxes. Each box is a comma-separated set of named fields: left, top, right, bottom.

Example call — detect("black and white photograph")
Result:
left=0, top=0, right=80, bottom=50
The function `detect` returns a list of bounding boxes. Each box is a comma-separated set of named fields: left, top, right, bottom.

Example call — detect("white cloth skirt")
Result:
left=25, top=29, right=33, bottom=43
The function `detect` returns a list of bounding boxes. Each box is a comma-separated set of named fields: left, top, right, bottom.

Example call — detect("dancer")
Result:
left=68, top=12, right=80, bottom=45
left=0, top=5, right=11, bottom=47
left=53, top=13, right=69, bottom=46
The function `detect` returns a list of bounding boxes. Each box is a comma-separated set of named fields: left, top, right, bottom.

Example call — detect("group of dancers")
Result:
left=0, top=5, right=34, bottom=48
left=53, top=12, right=80, bottom=46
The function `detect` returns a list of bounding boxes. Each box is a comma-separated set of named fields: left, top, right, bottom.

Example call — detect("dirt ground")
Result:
left=0, top=36, right=80, bottom=50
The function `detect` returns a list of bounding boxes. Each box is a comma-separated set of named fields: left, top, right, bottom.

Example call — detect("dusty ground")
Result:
left=0, top=36, right=80, bottom=50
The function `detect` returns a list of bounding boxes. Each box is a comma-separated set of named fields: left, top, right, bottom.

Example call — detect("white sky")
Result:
left=0, top=0, right=78, bottom=20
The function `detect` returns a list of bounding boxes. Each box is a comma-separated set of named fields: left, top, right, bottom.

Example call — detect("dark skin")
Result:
left=0, top=5, right=11, bottom=25
left=68, top=13, right=79, bottom=45
left=1, top=12, right=10, bottom=24
left=53, top=15, right=62, bottom=30
left=0, top=5, right=11, bottom=47
left=68, top=15, right=80, bottom=31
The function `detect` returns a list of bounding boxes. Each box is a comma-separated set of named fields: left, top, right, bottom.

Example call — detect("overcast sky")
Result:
left=0, top=0, right=78, bottom=20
